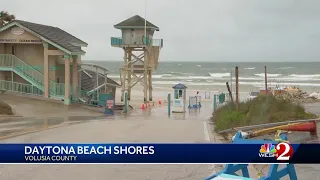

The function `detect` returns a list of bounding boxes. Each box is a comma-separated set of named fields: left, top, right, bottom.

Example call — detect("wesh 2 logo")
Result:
left=259, top=142, right=294, bottom=160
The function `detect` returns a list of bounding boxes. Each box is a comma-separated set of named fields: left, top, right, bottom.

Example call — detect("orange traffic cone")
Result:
left=279, top=121, right=317, bottom=135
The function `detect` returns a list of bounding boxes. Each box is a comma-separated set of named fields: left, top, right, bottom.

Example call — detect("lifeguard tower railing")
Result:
left=111, top=37, right=163, bottom=47
left=111, top=37, right=163, bottom=70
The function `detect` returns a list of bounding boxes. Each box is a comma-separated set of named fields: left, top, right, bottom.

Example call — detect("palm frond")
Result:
left=0, top=10, right=15, bottom=27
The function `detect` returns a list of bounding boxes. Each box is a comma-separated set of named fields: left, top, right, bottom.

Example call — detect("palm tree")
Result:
left=0, top=11, right=15, bottom=27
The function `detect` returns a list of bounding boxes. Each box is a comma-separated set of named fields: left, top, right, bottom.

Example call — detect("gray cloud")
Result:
left=3, top=0, right=320, bottom=61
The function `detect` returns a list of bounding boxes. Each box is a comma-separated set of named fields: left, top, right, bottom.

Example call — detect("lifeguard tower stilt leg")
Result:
left=148, top=68, right=153, bottom=101
left=120, top=47, right=150, bottom=102
left=143, top=48, right=148, bottom=102
left=120, top=49, right=127, bottom=102
left=127, top=48, right=132, bottom=100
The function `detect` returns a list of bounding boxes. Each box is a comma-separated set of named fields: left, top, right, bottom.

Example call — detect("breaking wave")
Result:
left=254, top=73, right=282, bottom=77
left=290, top=74, right=320, bottom=78
left=152, top=81, right=320, bottom=87
left=278, top=67, right=294, bottom=70
left=208, top=73, right=230, bottom=78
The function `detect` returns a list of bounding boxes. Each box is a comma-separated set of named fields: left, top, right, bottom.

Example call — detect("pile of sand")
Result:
left=0, top=100, right=13, bottom=115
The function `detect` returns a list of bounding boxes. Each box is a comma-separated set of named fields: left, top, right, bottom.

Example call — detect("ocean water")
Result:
left=85, top=61, right=320, bottom=93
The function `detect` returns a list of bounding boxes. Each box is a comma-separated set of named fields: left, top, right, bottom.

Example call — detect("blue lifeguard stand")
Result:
left=172, top=83, right=187, bottom=113
left=205, top=131, right=298, bottom=180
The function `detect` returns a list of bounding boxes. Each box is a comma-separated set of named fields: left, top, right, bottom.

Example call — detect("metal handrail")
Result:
left=0, top=54, right=64, bottom=96
left=111, top=37, right=163, bottom=47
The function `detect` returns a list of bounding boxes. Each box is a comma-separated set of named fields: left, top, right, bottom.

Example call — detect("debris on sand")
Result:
left=308, top=92, right=320, bottom=99
left=274, top=86, right=320, bottom=103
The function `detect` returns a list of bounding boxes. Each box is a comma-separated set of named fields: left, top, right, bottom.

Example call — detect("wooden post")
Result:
left=148, top=70, right=152, bottom=101
left=104, top=71, right=107, bottom=93
left=120, top=69, right=124, bottom=101
left=121, top=49, right=127, bottom=102
left=265, top=66, right=268, bottom=95
left=226, top=82, right=234, bottom=102
left=230, top=70, right=232, bottom=93
left=124, top=91, right=128, bottom=113
left=96, top=67, right=99, bottom=102
left=127, top=49, right=132, bottom=100
left=168, top=92, right=171, bottom=116
left=235, top=66, right=239, bottom=111
left=143, top=48, right=148, bottom=102
left=213, top=94, right=217, bottom=112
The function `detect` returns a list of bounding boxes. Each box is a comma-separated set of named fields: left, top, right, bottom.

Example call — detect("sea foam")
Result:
left=254, top=73, right=282, bottom=77
left=290, top=74, right=320, bottom=78
left=208, top=73, right=230, bottom=78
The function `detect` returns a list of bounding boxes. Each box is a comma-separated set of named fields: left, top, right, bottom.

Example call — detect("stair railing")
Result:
left=0, top=54, right=65, bottom=96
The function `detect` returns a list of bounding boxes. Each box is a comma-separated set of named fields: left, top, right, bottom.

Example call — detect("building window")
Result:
left=57, top=78, right=60, bottom=83
left=179, top=90, right=183, bottom=98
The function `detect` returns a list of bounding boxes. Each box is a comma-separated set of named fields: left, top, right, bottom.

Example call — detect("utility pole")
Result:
left=235, top=66, right=239, bottom=112
left=264, top=66, right=268, bottom=95
left=144, top=0, right=147, bottom=44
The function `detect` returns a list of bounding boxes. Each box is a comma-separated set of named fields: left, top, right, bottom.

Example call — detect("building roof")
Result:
left=172, top=83, right=187, bottom=89
left=81, top=71, right=120, bottom=92
left=114, top=15, right=159, bottom=31
left=0, top=20, right=87, bottom=55
left=81, top=63, right=110, bottom=73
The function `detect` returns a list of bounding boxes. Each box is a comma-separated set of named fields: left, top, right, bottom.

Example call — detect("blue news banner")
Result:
left=0, top=144, right=318, bottom=164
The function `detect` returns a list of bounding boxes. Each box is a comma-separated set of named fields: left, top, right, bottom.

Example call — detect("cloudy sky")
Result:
left=3, top=0, right=320, bottom=62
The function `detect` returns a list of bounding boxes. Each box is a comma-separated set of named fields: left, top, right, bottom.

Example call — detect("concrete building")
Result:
left=0, top=20, right=118, bottom=105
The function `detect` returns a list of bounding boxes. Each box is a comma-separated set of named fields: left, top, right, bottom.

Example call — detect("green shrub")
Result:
left=213, top=95, right=317, bottom=132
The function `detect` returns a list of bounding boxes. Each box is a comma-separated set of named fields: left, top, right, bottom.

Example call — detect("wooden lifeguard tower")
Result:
left=111, top=15, right=163, bottom=102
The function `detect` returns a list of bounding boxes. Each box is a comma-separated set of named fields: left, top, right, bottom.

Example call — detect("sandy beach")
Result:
left=115, top=84, right=238, bottom=109
left=0, top=91, right=225, bottom=180
left=0, top=87, right=318, bottom=179
left=0, top=84, right=319, bottom=179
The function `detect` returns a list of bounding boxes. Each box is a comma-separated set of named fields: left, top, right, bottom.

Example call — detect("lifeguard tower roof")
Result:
left=114, top=15, right=160, bottom=31
left=173, top=83, right=187, bottom=89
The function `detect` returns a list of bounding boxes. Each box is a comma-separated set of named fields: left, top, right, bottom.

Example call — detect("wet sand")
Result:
left=0, top=89, right=319, bottom=179
left=115, top=85, right=234, bottom=110
left=0, top=90, right=259, bottom=180
left=0, top=93, right=104, bottom=139
left=0, top=93, right=101, bottom=118
left=0, top=99, right=221, bottom=180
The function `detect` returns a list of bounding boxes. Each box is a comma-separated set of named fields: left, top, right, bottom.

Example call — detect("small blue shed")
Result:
left=172, top=83, right=187, bottom=113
